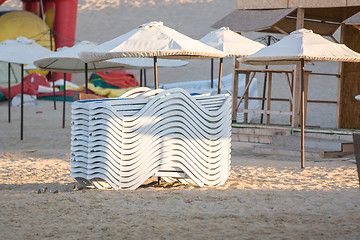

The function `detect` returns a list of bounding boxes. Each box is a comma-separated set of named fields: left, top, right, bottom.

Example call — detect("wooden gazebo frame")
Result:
left=214, top=1, right=360, bottom=129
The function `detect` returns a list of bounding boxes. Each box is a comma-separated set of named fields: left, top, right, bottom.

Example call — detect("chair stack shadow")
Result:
left=70, top=88, right=232, bottom=190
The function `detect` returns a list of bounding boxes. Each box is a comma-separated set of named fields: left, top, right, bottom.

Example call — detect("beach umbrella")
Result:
left=200, top=27, right=265, bottom=93
left=34, top=41, right=189, bottom=127
left=79, top=21, right=226, bottom=89
left=0, top=37, right=53, bottom=140
left=241, top=28, right=360, bottom=168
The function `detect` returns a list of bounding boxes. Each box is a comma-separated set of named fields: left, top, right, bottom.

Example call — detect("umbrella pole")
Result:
left=301, top=58, right=305, bottom=168
left=62, top=73, right=67, bottom=128
left=51, top=72, right=56, bottom=110
left=8, top=63, right=11, bottom=123
left=140, top=69, right=143, bottom=87
left=85, top=63, right=88, bottom=94
left=153, top=56, right=158, bottom=89
left=211, top=58, right=214, bottom=88
left=20, top=64, right=24, bottom=140
left=217, top=58, right=223, bottom=94
left=144, top=69, right=147, bottom=87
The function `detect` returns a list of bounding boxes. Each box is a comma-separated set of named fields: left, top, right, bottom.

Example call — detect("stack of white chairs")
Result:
left=70, top=88, right=232, bottom=190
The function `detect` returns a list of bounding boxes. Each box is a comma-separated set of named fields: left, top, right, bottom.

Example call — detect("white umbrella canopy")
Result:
left=199, top=27, right=266, bottom=57
left=241, top=29, right=360, bottom=65
left=0, top=37, right=53, bottom=64
left=199, top=27, right=265, bottom=92
left=241, top=28, right=360, bottom=168
left=34, top=41, right=136, bottom=73
left=79, top=21, right=226, bottom=62
left=34, top=41, right=188, bottom=73
left=79, top=21, right=225, bottom=90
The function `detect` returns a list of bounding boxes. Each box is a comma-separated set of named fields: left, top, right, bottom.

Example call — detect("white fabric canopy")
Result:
left=79, top=21, right=227, bottom=62
left=199, top=27, right=265, bottom=57
left=241, top=29, right=360, bottom=65
left=34, top=41, right=188, bottom=73
left=0, top=37, right=53, bottom=65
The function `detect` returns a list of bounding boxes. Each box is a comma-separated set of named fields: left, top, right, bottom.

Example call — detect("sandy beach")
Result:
left=1, top=100, right=359, bottom=239
left=1, top=0, right=360, bottom=239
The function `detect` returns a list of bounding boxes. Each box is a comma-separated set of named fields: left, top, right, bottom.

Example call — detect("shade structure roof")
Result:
left=212, top=7, right=360, bottom=36
left=199, top=27, right=265, bottom=57
left=241, top=29, right=360, bottom=65
left=79, top=21, right=227, bottom=63
left=34, top=41, right=188, bottom=73
left=235, top=0, right=360, bottom=9
left=0, top=37, right=53, bottom=65
left=343, top=11, right=360, bottom=25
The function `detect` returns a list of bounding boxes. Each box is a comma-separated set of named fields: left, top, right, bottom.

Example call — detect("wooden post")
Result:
left=303, top=71, right=311, bottom=125
left=232, top=57, right=239, bottom=121
left=211, top=58, right=214, bottom=88
left=266, top=72, right=272, bottom=125
left=337, top=23, right=360, bottom=129
left=289, top=72, right=294, bottom=125
left=244, top=72, right=250, bottom=123
left=293, top=8, right=305, bottom=127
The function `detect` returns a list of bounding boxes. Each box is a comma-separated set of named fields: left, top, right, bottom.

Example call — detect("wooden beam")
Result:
left=309, top=72, right=340, bottom=78
left=235, top=73, right=254, bottom=112
left=337, top=21, right=346, bottom=128
left=273, top=26, right=289, bottom=35
left=296, top=8, right=305, bottom=29
left=266, top=72, right=273, bottom=125
left=232, top=57, right=240, bottom=121
left=238, top=109, right=293, bottom=116
left=244, top=73, right=250, bottom=123
left=234, top=68, right=294, bottom=74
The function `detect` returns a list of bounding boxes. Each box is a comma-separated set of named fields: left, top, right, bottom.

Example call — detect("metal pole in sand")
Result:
left=20, top=64, right=24, bottom=140
left=62, top=73, right=67, bottom=128
left=85, top=63, right=89, bottom=94
left=8, top=63, right=11, bottom=122
left=153, top=56, right=158, bottom=89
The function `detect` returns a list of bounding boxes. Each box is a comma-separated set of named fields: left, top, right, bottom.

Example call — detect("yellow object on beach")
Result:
left=0, top=11, right=54, bottom=76
left=68, top=83, right=137, bottom=98
left=0, top=11, right=55, bottom=49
